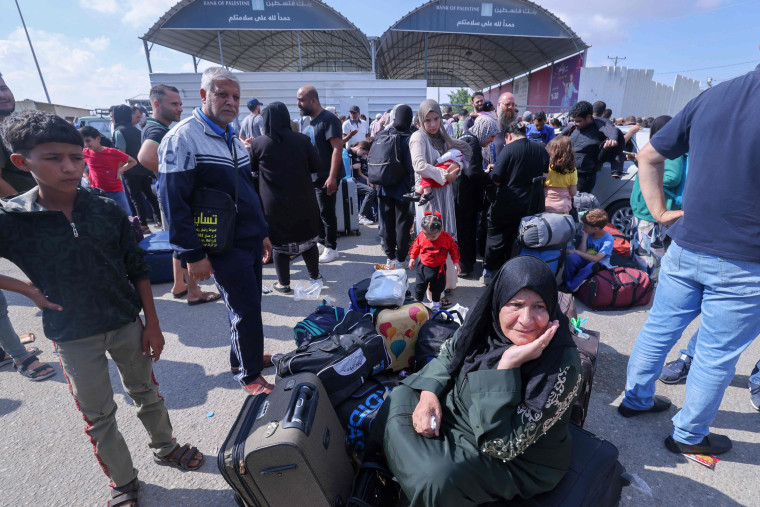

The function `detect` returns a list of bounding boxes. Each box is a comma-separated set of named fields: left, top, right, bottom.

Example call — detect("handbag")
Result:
left=190, top=148, right=239, bottom=255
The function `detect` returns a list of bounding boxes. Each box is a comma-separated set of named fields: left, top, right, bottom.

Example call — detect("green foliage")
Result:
left=447, top=88, right=474, bottom=112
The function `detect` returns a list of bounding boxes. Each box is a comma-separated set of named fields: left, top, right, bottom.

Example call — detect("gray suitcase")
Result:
left=336, top=178, right=360, bottom=236
left=218, top=373, right=354, bottom=507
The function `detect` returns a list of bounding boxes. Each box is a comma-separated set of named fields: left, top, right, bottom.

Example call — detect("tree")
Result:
left=447, top=88, right=474, bottom=112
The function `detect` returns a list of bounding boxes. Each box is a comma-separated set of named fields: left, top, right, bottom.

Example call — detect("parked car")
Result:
left=592, top=126, right=650, bottom=240
left=75, top=115, right=112, bottom=141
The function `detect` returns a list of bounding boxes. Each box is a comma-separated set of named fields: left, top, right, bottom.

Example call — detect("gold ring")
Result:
left=541, top=343, right=547, bottom=349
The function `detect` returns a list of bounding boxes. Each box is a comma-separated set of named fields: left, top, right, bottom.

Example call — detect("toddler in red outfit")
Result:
left=408, top=211, right=461, bottom=310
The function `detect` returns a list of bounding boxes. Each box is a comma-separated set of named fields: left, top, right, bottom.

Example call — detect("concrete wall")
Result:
left=578, top=66, right=702, bottom=119
left=149, top=71, right=427, bottom=123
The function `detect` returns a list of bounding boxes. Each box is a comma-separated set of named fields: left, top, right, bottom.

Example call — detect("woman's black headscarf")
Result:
left=649, top=115, right=672, bottom=139
left=262, top=101, right=292, bottom=144
left=391, top=104, right=413, bottom=133
left=448, top=256, right=577, bottom=413
left=112, top=104, right=133, bottom=128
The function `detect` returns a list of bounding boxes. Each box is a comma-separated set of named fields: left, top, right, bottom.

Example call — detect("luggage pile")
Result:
left=217, top=269, right=628, bottom=506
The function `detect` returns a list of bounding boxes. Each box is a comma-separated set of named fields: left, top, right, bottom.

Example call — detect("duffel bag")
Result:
left=273, top=312, right=392, bottom=405
left=519, top=213, right=576, bottom=248
left=572, top=192, right=601, bottom=215
left=576, top=267, right=653, bottom=309
left=349, top=278, right=372, bottom=313
left=413, top=309, right=463, bottom=372
left=335, top=375, right=395, bottom=456
left=293, top=299, right=347, bottom=347
left=366, top=269, right=408, bottom=308
left=375, top=303, right=429, bottom=371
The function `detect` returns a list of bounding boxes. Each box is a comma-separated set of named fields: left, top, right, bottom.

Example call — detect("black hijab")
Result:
left=262, top=101, right=292, bottom=144
left=649, top=115, right=672, bottom=139
left=391, top=104, right=413, bottom=133
left=112, top=104, right=133, bottom=128
left=448, top=256, right=577, bottom=413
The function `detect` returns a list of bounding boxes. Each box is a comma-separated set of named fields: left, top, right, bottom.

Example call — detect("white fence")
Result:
left=578, top=66, right=702, bottom=119
left=149, top=71, right=427, bottom=123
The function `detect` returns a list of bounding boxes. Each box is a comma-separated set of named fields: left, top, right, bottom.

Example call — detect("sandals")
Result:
left=0, top=346, right=41, bottom=367
left=154, top=443, right=204, bottom=471
left=187, top=292, right=221, bottom=306
left=108, top=478, right=139, bottom=507
left=273, top=282, right=292, bottom=294
left=439, top=297, right=454, bottom=309
left=14, top=355, right=56, bottom=381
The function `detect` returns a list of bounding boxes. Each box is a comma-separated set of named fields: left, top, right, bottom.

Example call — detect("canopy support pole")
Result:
left=547, top=61, right=554, bottom=110
left=192, top=56, right=198, bottom=73
left=424, top=33, right=428, bottom=83
left=370, top=37, right=376, bottom=74
left=297, top=32, right=303, bottom=72
left=218, top=31, right=224, bottom=67
left=143, top=39, right=153, bottom=75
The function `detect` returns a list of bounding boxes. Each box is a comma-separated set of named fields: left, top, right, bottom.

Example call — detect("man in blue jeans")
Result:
left=618, top=63, right=760, bottom=456
left=660, top=331, right=760, bottom=411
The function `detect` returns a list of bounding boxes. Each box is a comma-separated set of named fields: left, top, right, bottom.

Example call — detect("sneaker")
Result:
left=386, top=258, right=398, bottom=269
left=402, top=192, right=421, bottom=203
left=317, top=243, right=325, bottom=255
left=319, top=247, right=338, bottom=263
left=479, top=270, right=493, bottom=286
left=749, top=381, right=760, bottom=411
left=659, top=353, right=692, bottom=384
left=664, top=433, right=732, bottom=455
left=359, top=216, right=374, bottom=226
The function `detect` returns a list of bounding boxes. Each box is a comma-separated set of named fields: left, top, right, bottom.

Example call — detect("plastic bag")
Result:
left=366, top=269, right=407, bottom=307
left=293, top=278, right=324, bottom=301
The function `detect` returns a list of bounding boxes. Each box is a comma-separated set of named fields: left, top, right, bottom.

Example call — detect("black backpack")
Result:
left=413, top=310, right=462, bottom=371
left=367, top=130, right=408, bottom=186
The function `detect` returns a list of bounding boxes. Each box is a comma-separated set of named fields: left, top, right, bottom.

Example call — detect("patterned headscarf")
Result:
left=469, top=115, right=501, bottom=146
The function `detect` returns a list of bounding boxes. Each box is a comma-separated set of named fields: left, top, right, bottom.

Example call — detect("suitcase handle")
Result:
left=260, top=464, right=297, bottom=475
left=282, top=383, right=318, bottom=435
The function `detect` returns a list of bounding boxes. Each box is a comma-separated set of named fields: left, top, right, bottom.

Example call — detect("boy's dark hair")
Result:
left=582, top=208, right=609, bottom=228
left=505, top=121, right=527, bottom=137
left=546, top=136, right=575, bottom=174
left=79, top=126, right=102, bottom=140
left=569, top=101, right=593, bottom=119
left=592, top=101, right=606, bottom=117
left=354, top=140, right=371, bottom=151
left=534, top=111, right=547, bottom=122
left=149, top=84, right=179, bottom=103
left=2, top=110, right=83, bottom=155
left=421, top=213, right=443, bottom=234
left=550, top=118, right=562, bottom=128
left=603, top=108, right=613, bottom=119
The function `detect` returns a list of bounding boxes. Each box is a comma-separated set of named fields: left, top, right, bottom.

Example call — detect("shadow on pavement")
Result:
left=0, top=398, right=22, bottom=417
left=625, top=469, right=744, bottom=507
left=139, top=484, right=235, bottom=505
left=109, top=358, right=239, bottom=410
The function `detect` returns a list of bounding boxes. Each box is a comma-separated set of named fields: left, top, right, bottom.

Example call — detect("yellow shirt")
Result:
left=545, top=166, right=578, bottom=189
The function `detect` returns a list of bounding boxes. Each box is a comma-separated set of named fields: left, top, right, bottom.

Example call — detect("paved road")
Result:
left=1, top=224, right=757, bottom=506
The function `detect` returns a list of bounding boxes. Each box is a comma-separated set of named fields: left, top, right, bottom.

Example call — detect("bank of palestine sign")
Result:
left=393, top=0, right=571, bottom=38
left=162, top=0, right=353, bottom=30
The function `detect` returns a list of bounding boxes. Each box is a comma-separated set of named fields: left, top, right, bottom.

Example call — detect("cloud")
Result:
left=122, top=0, right=177, bottom=28
left=79, top=0, right=119, bottom=15
left=0, top=28, right=148, bottom=109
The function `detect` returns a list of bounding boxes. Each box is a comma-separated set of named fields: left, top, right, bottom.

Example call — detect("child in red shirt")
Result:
left=80, top=126, right=136, bottom=215
left=408, top=211, right=461, bottom=310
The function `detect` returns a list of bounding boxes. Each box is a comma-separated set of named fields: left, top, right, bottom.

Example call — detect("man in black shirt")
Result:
left=0, top=73, right=35, bottom=196
left=593, top=101, right=626, bottom=178
left=138, top=84, right=220, bottom=306
left=562, top=101, right=618, bottom=192
left=297, top=85, right=343, bottom=263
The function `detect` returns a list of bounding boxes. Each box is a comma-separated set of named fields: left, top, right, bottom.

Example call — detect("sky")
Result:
left=0, top=0, right=758, bottom=109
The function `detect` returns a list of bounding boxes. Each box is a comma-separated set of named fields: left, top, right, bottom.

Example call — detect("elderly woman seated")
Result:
left=377, top=256, right=582, bottom=506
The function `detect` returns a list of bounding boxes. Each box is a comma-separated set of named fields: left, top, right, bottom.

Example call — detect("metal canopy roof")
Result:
left=141, top=0, right=372, bottom=73
left=141, top=0, right=586, bottom=90
left=376, top=0, right=587, bottom=89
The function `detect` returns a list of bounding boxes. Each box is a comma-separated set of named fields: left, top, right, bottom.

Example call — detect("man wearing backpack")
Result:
left=369, top=104, right=414, bottom=269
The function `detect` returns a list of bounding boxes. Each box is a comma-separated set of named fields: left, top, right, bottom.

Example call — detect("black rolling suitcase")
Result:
left=570, top=329, right=599, bottom=427
left=218, top=373, right=354, bottom=507
left=509, top=423, right=629, bottom=507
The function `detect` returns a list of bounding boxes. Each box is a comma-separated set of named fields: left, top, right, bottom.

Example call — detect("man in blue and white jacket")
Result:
left=158, top=67, right=274, bottom=396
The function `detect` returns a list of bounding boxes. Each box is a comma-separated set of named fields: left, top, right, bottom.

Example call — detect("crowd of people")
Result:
left=0, top=61, right=759, bottom=506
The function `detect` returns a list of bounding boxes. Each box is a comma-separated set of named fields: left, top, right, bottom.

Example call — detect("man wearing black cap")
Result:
left=342, top=105, right=368, bottom=148
left=239, top=97, right=264, bottom=143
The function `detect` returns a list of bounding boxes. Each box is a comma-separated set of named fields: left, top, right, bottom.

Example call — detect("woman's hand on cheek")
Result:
left=413, top=390, right=442, bottom=438
left=497, top=320, right=560, bottom=370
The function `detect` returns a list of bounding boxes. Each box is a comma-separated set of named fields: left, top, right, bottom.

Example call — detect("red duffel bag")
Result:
left=576, top=267, right=653, bottom=309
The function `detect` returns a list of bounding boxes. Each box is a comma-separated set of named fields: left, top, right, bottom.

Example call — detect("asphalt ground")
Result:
left=1, top=223, right=758, bottom=506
